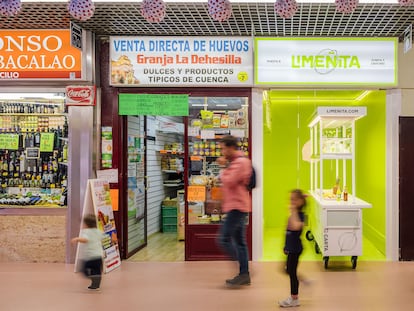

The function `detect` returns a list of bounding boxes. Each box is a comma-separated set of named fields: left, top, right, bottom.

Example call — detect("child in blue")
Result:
left=279, top=189, right=306, bottom=308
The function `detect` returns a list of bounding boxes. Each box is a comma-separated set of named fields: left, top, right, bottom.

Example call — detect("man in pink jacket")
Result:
left=217, top=135, right=252, bottom=288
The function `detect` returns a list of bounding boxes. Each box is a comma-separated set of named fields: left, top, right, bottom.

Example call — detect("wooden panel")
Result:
left=399, top=117, right=414, bottom=260
left=185, top=223, right=252, bottom=261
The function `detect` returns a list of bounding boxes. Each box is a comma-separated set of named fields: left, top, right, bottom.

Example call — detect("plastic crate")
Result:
left=163, top=224, right=177, bottom=233
left=162, top=207, right=177, bottom=217
left=162, top=216, right=177, bottom=225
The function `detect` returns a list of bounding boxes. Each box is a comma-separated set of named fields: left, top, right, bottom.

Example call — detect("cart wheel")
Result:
left=314, top=243, right=321, bottom=254
left=351, top=256, right=358, bottom=269
left=306, top=230, right=314, bottom=241
left=323, top=256, right=329, bottom=269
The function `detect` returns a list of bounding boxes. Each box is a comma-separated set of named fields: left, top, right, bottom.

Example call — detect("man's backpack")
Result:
left=238, top=155, right=256, bottom=191
left=247, top=166, right=256, bottom=191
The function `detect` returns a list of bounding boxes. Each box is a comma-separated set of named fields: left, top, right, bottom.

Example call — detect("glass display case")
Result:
left=187, top=97, right=249, bottom=225
left=0, top=96, right=68, bottom=208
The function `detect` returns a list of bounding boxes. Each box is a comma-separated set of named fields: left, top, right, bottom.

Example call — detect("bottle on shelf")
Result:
left=63, top=118, right=68, bottom=138
left=62, top=141, right=68, bottom=162
left=34, top=129, right=41, bottom=147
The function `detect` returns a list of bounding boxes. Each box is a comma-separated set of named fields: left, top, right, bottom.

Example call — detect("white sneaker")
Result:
left=278, top=296, right=300, bottom=308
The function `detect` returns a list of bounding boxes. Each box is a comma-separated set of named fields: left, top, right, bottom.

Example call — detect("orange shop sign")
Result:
left=0, top=30, right=82, bottom=80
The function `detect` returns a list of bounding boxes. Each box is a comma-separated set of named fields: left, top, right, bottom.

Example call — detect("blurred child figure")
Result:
left=278, top=189, right=307, bottom=308
left=71, top=214, right=104, bottom=290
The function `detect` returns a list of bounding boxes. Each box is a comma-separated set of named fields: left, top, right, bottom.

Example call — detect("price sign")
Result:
left=187, top=185, right=206, bottom=202
left=0, top=134, right=19, bottom=150
left=200, top=130, right=215, bottom=139
left=26, top=148, right=40, bottom=159
left=211, top=187, right=223, bottom=200
left=0, top=134, right=6, bottom=149
left=40, top=132, right=55, bottom=152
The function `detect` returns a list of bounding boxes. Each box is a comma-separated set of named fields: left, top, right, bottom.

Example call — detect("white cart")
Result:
left=306, top=107, right=372, bottom=269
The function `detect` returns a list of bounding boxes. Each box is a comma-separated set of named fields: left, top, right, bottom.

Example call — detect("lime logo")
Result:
left=292, top=49, right=361, bottom=74
left=237, top=71, right=248, bottom=82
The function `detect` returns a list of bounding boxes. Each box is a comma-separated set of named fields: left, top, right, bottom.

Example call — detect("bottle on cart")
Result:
left=343, top=186, right=348, bottom=202
left=333, top=177, right=340, bottom=196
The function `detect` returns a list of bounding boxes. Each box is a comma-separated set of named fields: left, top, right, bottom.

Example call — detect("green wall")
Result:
left=263, top=90, right=386, bottom=254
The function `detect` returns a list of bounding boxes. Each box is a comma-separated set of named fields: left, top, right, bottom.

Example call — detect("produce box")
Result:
left=162, top=197, right=178, bottom=207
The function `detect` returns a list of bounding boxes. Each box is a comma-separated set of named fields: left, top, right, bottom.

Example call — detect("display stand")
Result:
left=307, top=107, right=371, bottom=269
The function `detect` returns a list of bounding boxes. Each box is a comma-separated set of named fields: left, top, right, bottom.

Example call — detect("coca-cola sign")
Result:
left=65, top=86, right=96, bottom=106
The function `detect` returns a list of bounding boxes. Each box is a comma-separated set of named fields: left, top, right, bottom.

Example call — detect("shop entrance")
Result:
left=262, top=90, right=386, bottom=262
left=119, top=90, right=252, bottom=261
left=118, top=90, right=252, bottom=262
left=126, top=114, right=186, bottom=261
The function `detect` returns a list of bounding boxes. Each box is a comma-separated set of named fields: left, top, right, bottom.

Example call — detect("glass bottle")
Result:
left=62, top=141, right=68, bottom=162
left=343, top=186, right=348, bottom=202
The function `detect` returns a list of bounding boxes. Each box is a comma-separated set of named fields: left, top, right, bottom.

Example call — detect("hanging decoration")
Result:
left=140, top=0, right=166, bottom=23
left=208, top=0, right=232, bottom=22
left=0, top=0, right=22, bottom=17
left=399, top=0, right=414, bottom=6
left=335, top=0, right=359, bottom=14
left=274, top=0, right=298, bottom=19
left=68, top=0, right=95, bottom=21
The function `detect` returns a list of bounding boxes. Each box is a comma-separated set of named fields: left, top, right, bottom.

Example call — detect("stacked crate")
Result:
left=162, top=198, right=178, bottom=233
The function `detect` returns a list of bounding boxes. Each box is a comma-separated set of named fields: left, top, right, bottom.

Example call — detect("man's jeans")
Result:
left=218, top=210, right=249, bottom=275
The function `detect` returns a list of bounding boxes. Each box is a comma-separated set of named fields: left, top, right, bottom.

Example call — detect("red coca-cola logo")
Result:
left=66, top=86, right=95, bottom=105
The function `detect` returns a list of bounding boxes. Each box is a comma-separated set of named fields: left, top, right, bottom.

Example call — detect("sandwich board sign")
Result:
left=75, top=179, right=121, bottom=273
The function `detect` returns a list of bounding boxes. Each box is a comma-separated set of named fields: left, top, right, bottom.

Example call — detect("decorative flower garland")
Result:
left=399, top=0, right=414, bottom=6
left=208, top=0, right=232, bottom=22
left=0, top=0, right=21, bottom=17
left=274, top=0, right=298, bottom=19
left=335, top=0, right=359, bottom=14
left=68, top=0, right=95, bottom=21
left=141, top=0, right=166, bottom=23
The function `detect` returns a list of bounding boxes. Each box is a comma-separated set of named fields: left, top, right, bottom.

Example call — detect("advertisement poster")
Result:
left=101, top=126, right=113, bottom=168
left=0, top=30, right=82, bottom=80
left=110, top=36, right=253, bottom=87
left=127, top=176, right=145, bottom=219
left=255, top=38, right=397, bottom=86
left=90, top=179, right=121, bottom=273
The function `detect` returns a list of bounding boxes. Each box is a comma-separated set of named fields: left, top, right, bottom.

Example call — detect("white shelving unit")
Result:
left=307, top=106, right=372, bottom=269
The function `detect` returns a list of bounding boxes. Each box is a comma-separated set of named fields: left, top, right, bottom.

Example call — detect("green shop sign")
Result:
left=119, top=94, right=189, bottom=116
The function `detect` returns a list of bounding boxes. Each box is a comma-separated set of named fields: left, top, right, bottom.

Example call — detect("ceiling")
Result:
left=0, top=2, right=413, bottom=39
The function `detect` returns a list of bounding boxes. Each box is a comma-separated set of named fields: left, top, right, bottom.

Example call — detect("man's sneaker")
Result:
left=225, top=273, right=250, bottom=288
left=278, top=296, right=300, bottom=308
left=87, top=286, right=100, bottom=291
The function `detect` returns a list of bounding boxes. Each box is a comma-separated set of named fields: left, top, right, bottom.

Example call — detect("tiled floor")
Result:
left=2, top=260, right=414, bottom=311
left=263, top=227, right=386, bottom=262
left=128, top=227, right=385, bottom=263
left=128, top=232, right=184, bottom=261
